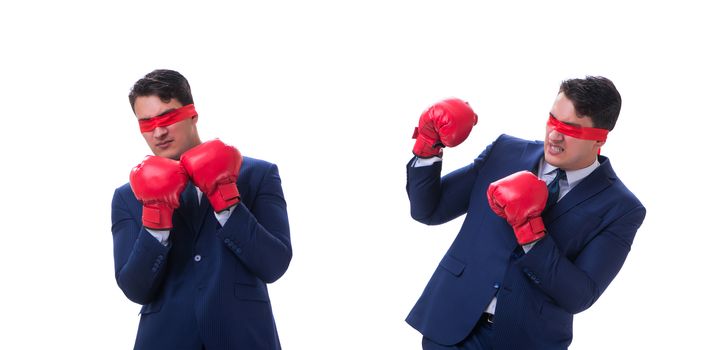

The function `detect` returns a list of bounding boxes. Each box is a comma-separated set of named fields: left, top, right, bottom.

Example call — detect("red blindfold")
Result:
left=547, top=114, right=608, bottom=142
left=138, top=104, right=197, bottom=132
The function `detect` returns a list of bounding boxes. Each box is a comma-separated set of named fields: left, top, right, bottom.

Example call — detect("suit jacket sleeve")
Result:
left=517, top=204, right=646, bottom=314
left=111, top=187, right=172, bottom=305
left=407, top=142, right=495, bottom=225
left=217, top=163, right=292, bottom=283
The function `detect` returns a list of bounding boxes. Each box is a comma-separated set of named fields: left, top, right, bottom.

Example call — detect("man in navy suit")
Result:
left=111, top=69, right=292, bottom=349
left=406, top=77, right=645, bottom=349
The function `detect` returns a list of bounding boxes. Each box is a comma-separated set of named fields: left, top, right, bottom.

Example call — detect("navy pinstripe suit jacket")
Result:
left=406, top=134, right=645, bottom=349
left=112, top=156, right=291, bottom=350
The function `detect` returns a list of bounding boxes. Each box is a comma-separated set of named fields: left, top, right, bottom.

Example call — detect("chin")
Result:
left=544, top=153, right=563, bottom=168
left=154, top=149, right=180, bottom=160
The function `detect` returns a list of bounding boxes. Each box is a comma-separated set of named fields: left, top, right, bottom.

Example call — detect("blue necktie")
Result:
left=545, top=169, right=566, bottom=210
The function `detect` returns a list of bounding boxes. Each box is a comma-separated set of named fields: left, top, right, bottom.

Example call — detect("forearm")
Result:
left=217, top=202, right=291, bottom=283
left=112, top=189, right=171, bottom=305
left=406, top=158, right=479, bottom=225
left=114, top=228, right=171, bottom=304
left=407, top=139, right=496, bottom=225
left=517, top=237, right=604, bottom=313
left=407, top=158, right=444, bottom=223
left=517, top=207, right=645, bottom=313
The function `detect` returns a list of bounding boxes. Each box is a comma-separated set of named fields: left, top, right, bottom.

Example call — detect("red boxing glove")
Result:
left=180, top=139, right=243, bottom=212
left=486, top=171, right=549, bottom=245
left=129, top=156, right=189, bottom=230
left=412, top=98, right=478, bottom=158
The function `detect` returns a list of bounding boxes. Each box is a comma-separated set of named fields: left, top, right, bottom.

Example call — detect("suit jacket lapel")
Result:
left=518, top=144, right=616, bottom=223
left=520, top=141, right=544, bottom=173
left=545, top=157, right=615, bottom=222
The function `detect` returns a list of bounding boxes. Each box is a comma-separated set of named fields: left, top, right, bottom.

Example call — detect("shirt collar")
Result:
left=538, top=158, right=600, bottom=188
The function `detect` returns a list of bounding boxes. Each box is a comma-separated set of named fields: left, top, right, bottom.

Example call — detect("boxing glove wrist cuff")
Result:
left=514, top=216, right=546, bottom=245
left=412, top=127, right=443, bottom=158
left=142, top=204, right=174, bottom=230
left=208, top=182, right=240, bottom=212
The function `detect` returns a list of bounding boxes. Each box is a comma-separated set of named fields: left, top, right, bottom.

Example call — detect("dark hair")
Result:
left=129, top=69, right=194, bottom=109
left=559, top=76, right=622, bottom=130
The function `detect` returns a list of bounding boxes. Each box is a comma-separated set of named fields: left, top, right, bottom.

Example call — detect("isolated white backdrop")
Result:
left=1, top=1, right=720, bottom=349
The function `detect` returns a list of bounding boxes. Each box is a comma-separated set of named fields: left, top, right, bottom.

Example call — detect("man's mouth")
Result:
left=548, top=143, right=564, bottom=155
left=156, top=140, right=173, bottom=149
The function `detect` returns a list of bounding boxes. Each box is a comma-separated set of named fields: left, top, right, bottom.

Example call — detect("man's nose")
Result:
left=153, top=126, right=169, bottom=138
left=548, top=128, right=564, bottom=141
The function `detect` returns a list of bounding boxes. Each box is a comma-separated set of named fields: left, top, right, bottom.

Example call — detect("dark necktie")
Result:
left=545, top=169, right=566, bottom=210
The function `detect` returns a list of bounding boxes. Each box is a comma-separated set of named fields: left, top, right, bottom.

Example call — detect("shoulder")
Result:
left=598, top=156, right=645, bottom=209
left=113, top=182, right=134, bottom=201
left=239, top=156, right=282, bottom=184
left=111, top=182, right=139, bottom=215
left=495, top=133, right=542, bottom=147
left=476, top=134, right=542, bottom=162
left=241, top=156, right=278, bottom=173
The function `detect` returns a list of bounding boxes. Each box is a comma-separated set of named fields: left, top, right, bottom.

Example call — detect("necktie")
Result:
left=545, top=169, right=566, bottom=210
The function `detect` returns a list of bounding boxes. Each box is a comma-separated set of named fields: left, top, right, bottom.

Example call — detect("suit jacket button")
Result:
left=194, top=254, right=202, bottom=262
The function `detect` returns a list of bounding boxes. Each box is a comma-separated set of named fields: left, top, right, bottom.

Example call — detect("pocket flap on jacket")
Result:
left=440, top=254, right=466, bottom=277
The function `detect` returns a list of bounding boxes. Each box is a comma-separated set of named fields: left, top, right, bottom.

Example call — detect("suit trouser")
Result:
left=421, top=317, right=494, bottom=350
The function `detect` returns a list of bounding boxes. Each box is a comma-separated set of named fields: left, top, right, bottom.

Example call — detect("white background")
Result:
left=1, top=1, right=720, bottom=349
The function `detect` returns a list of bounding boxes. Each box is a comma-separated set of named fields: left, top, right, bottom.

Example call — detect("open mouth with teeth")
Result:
left=548, top=143, right=564, bottom=155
